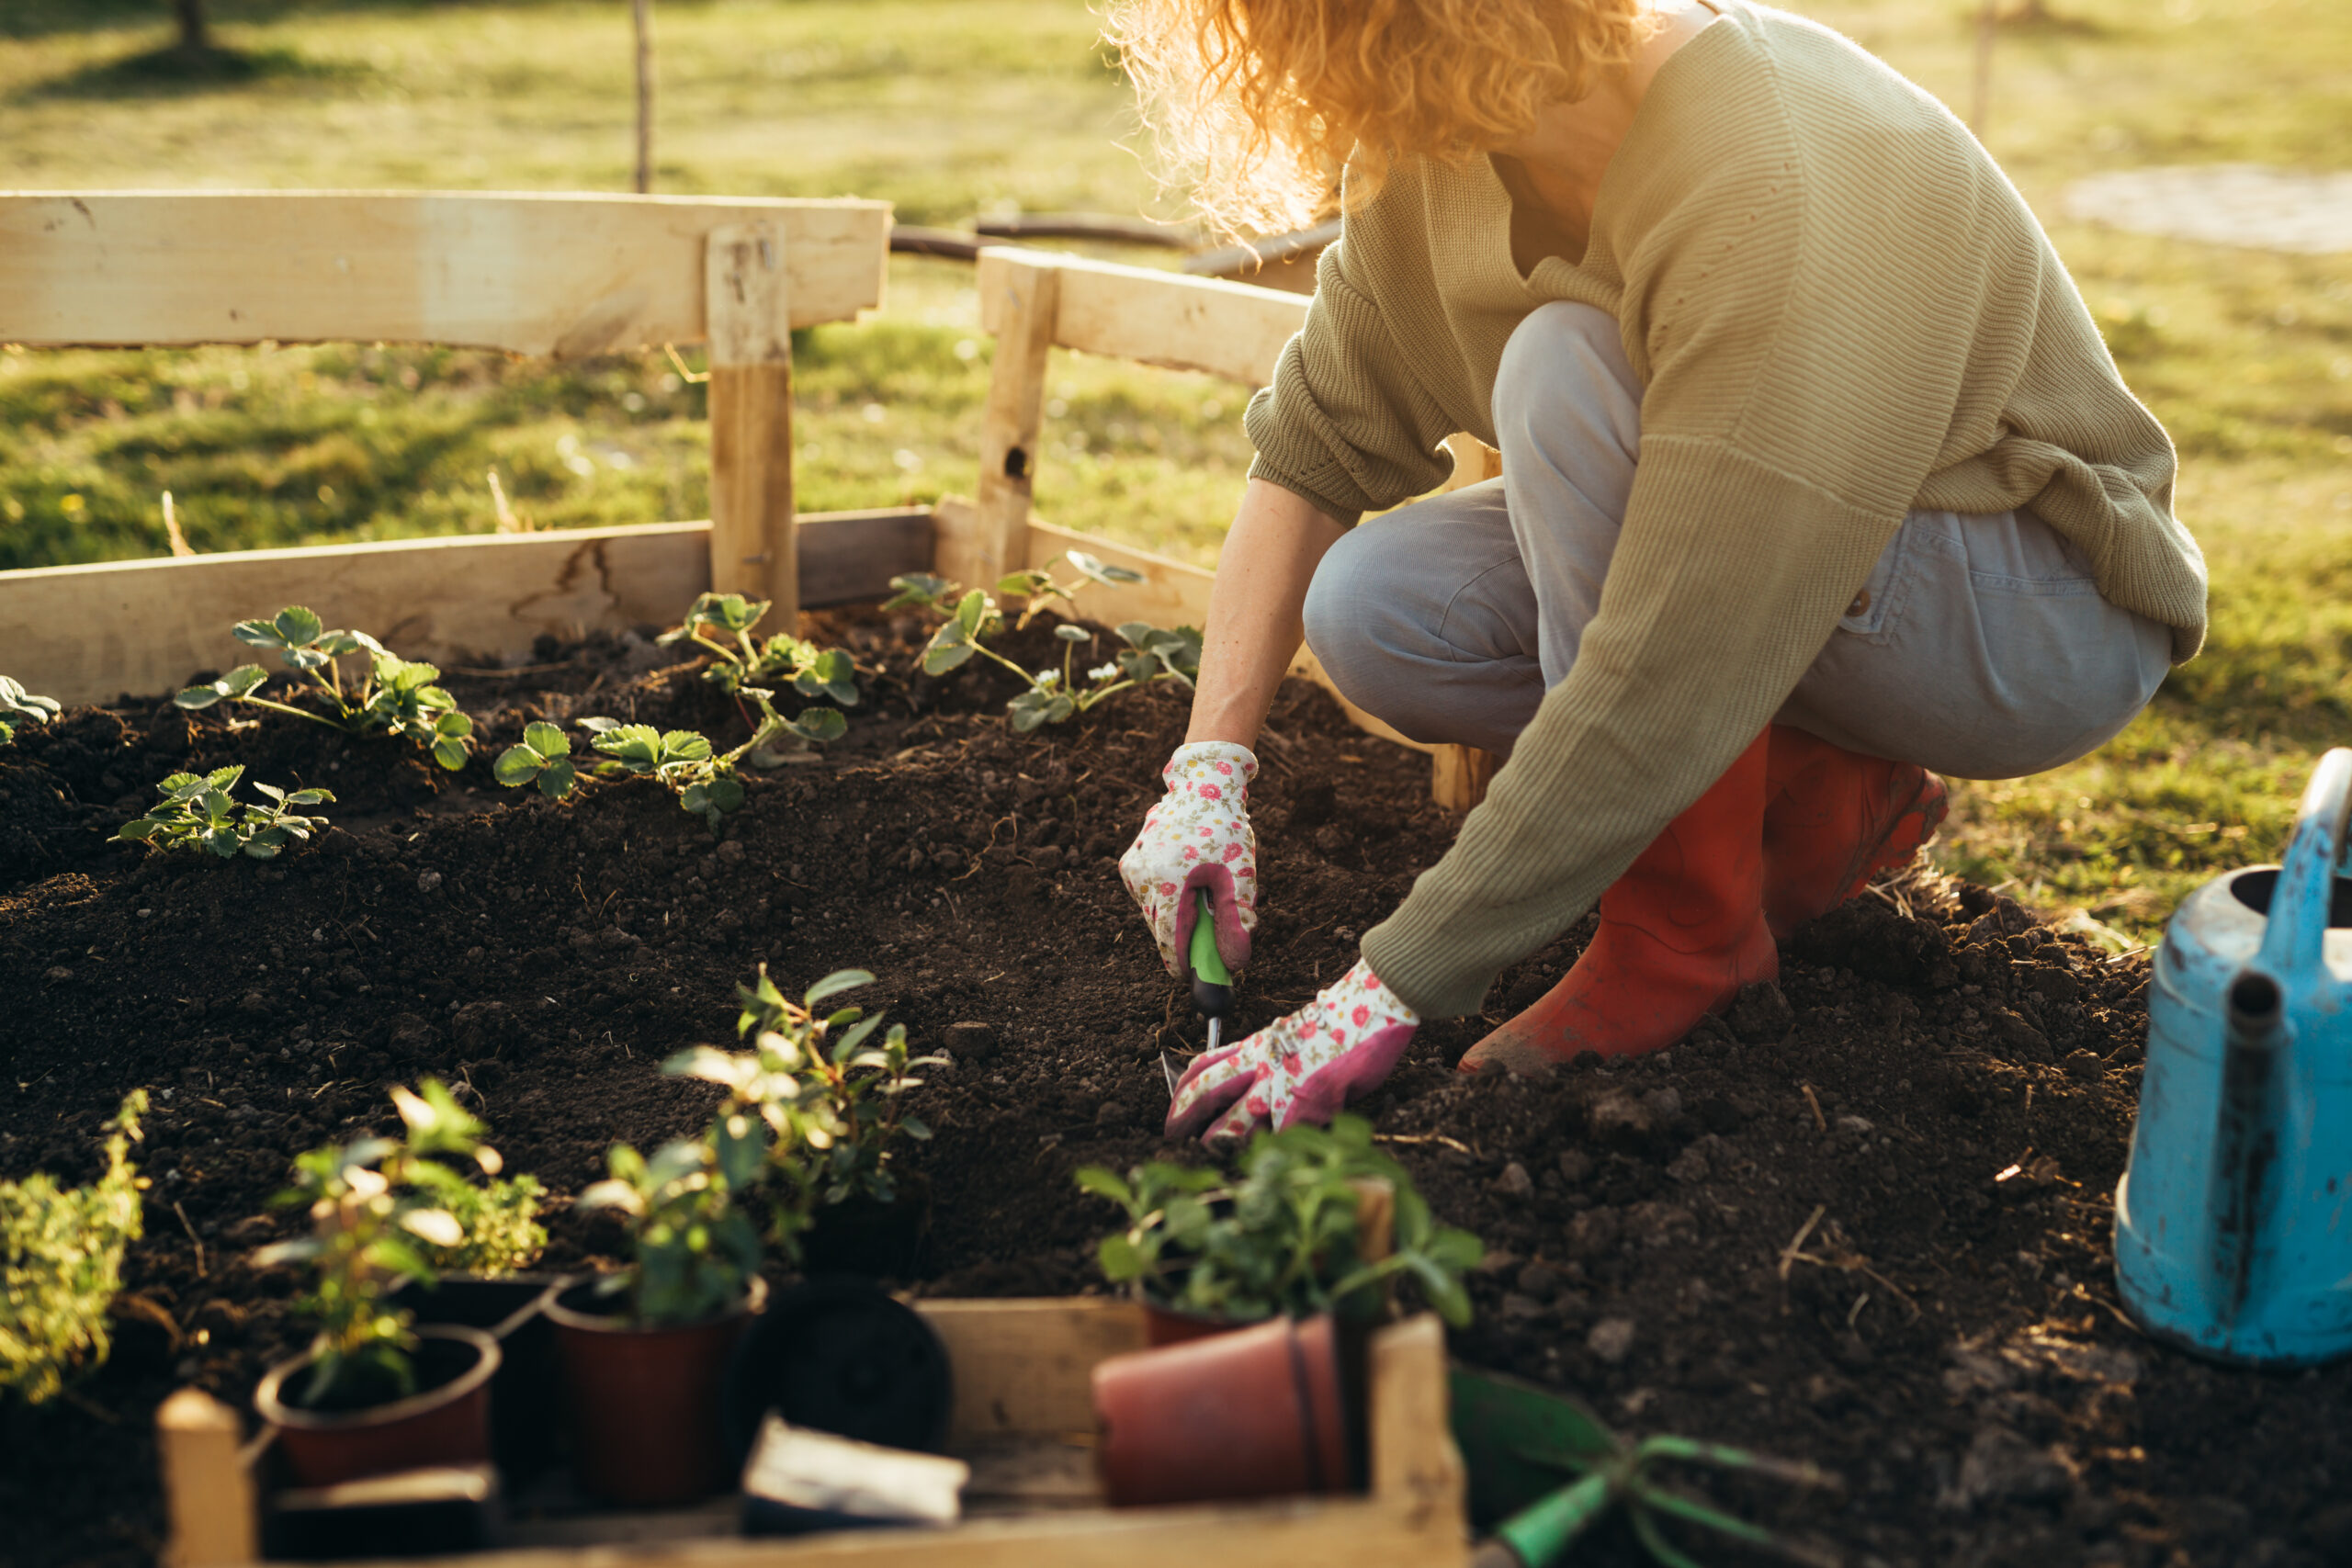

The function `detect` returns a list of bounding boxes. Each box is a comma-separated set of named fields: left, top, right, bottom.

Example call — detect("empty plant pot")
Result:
left=721, top=1278, right=954, bottom=1464
left=544, top=1275, right=767, bottom=1506
left=1093, top=1312, right=1351, bottom=1507
left=255, top=1325, right=502, bottom=1488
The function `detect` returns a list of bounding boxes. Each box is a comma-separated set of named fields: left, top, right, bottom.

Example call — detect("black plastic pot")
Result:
left=544, top=1275, right=766, bottom=1506
left=721, top=1277, right=954, bottom=1463
left=386, top=1272, right=565, bottom=1485
left=799, top=1173, right=933, bottom=1278
left=254, top=1325, right=502, bottom=1488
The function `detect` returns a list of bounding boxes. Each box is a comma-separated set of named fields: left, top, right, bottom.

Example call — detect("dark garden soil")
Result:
left=3, top=609, right=2345, bottom=1568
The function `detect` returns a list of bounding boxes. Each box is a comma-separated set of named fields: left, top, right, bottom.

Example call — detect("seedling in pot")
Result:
left=0, top=675, right=61, bottom=745
left=575, top=1136, right=763, bottom=1326
left=663, top=966, right=944, bottom=1260
left=0, top=1091, right=146, bottom=1406
left=1452, top=1366, right=1840, bottom=1568
left=885, top=552, right=1199, bottom=732
left=113, top=764, right=334, bottom=861
left=254, top=1081, right=529, bottom=1407
left=173, top=605, right=476, bottom=770
left=1076, top=1113, right=1482, bottom=1327
left=660, top=592, right=861, bottom=707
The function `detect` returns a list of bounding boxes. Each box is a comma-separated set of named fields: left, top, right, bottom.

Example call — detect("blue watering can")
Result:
left=2116, top=747, right=2352, bottom=1365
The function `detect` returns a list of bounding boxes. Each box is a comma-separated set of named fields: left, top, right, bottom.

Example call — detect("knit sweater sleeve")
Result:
left=1361, top=70, right=2030, bottom=1019
left=1242, top=225, right=1459, bottom=526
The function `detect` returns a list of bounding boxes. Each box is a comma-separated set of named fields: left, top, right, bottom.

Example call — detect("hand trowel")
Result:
left=1164, top=887, right=1232, bottom=1097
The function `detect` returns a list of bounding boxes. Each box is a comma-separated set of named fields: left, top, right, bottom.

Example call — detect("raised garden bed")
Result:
left=7, top=607, right=2352, bottom=1568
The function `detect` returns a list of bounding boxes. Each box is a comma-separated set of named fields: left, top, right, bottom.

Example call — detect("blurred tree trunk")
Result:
left=173, top=0, right=210, bottom=53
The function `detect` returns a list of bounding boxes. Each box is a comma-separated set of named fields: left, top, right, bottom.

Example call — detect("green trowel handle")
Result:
left=1188, top=888, right=1231, bottom=1017
left=1490, top=1473, right=1615, bottom=1568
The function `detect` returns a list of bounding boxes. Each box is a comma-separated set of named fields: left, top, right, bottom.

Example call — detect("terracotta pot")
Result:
left=255, top=1325, right=501, bottom=1487
left=544, top=1275, right=767, bottom=1506
left=1093, top=1313, right=1351, bottom=1507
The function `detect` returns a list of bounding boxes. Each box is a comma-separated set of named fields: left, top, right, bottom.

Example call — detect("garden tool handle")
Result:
left=1188, top=888, right=1232, bottom=1019
left=2256, top=746, right=2352, bottom=977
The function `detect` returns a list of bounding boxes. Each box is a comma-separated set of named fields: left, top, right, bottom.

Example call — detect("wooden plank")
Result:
left=978, top=248, right=1306, bottom=389
left=960, top=252, right=1061, bottom=592
left=1430, top=746, right=1497, bottom=812
left=0, top=193, right=887, bottom=355
left=1368, top=1315, right=1466, bottom=1532
left=155, top=1389, right=258, bottom=1568
left=706, top=224, right=797, bottom=616
left=915, top=1298, right=1147, bottom=1440
left=1, top=509, right=933, bottom=707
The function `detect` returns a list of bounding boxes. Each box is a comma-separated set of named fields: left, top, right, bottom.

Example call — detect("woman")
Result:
left=1114, top=0, right=2206, bottom=1143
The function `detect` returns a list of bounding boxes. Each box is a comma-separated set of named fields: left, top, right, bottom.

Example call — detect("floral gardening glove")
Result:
left=1118, top=741, right=1258, bottom=976
left=1165, top=957, right=1420, bottom=1143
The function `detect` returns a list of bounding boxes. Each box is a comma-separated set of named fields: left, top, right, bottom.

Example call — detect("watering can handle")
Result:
left=2255, top=747, right=2352, bottom=977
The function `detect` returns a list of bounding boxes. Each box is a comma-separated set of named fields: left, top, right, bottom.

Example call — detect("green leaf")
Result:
left=707, top=776, right=745, bottom=813
left=173, top=684, right=222, bottom=710
left=922, top=638, right=975, bottom=677
left=805, top=969, right=874, bottom=1009
left=996, top=570, right=1053, bottom=597
left=492, top=745, right=543, bottom=786
left=1072, top=1166, right=1134, bottom=1207
left=1009, top=701, right=1048, bottom=733
left=1066, top=549, right=1145, bottom=585
left=1055, top=625, right=1090, bottom=643
left=1098, top=1233, right=1147, bottom=1282
left=537, top=759, right=577, bottom=799
left=789, top=707, right=846, bottom=743
left=222, top=664, right=269, bottom=697
left=432, top=737, right=468, bottom=771
left=435, top=710, right=473, bottom=738
left=661, top=730, right=713, bottom=762
left=523, top=721, right=569, bottom=757
left=275, top=605, right=325, bottom=646
left=954, top=589, right=988, bottom=637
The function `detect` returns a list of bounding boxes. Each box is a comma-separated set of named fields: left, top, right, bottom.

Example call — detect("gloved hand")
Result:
left=1118, top=740, right=1258, bottom=977
left=1165, top=957, right=1420, bottom=1142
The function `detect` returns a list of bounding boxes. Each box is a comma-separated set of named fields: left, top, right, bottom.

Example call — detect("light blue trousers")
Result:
left=1302, top=302, right=2172, bottom=780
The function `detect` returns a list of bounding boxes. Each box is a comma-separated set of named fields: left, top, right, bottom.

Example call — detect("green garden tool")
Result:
left=1450, top=1367, right=1838, bottom=1568
left=1167, top=888, right=1233, bottom=1097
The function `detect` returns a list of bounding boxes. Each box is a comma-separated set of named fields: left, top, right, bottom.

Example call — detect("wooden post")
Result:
left=157, top=1388, right=256, bottom=1568
left=970, top=251, right=1063, bottom=588
left=705, top=223, right=797, bottom=626
left=632, top=0, right=655, bottom=194
left=1971, top=0, right=1996, bottom=138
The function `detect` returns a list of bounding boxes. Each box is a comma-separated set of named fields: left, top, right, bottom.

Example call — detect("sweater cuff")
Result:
left=1242, top=457, right=1363, bottom=530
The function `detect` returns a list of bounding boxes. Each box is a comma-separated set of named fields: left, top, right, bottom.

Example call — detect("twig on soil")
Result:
left=954, top=816, right=1020, bottom=881
left=173, top=1200, right=207, bottom=1279
left=1800, top=1083, right=1826, bottom=1133
left=1375, top=1132, right=1478, bottom=1158
left=1778, top=1204, right=1826, bottom=1280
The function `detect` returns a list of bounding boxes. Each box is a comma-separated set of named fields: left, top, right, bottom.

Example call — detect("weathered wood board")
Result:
left=1, top=509, right=932, bottom=707
left=0, top=193, right=888, bottom=355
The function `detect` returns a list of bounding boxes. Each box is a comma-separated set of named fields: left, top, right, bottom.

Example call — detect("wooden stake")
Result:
left=156, top=1388, right=256, bottom=1567
left=967, top=251, right=1063, bottom=589
left=160, top=491, right=194, bottom=558
left=705, top=223, right=797, bottom=624
left=1431, top=745, right=1497, bottom=811
left=1971, top=0, right=1996, bottom=138
left=632, top=0, right=655, bottom=195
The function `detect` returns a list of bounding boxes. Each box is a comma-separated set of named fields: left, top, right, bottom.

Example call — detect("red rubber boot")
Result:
left=1457, top=730, right=1777, bottom=1075
left=1760, top=727, right=1948, bottom=941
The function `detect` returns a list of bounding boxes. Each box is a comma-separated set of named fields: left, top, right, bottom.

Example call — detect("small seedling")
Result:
left=660, top=592, right=861, bottom=705
left=113, top=765, right=334, bottom=861
left=1077, top=1114, right=1481, bottom=1326
left=0, top=1092, right=146, bottom=1406
left=491, top=722, right=578, bottom=798
left=1451, top=1367, right=1840, bottom=1568
left=576, top=1136, right=763, bottom=1327
left=0, top=676, right=61, bottom=745
left=886, top=552, right=1199, bottom=732
left=254, top=1081, right=519, bottom=1407
left=664, top=967, right=944, bottom=1258
left=174, top=605, right=476, bottom=771
left=495, top=695, right=842, bottom=828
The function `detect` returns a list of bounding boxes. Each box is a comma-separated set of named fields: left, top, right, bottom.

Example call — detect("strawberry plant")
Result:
left=494, top=692, right=842, bottom=829
left=173, top=605, right=476, bottom=771
left=113, top=765, right=334, bottom=861
left=254, top=1081, right=528, bottom=1406
left=660, top=592, right=861, bottom=706
left=1076, top=1113, right=1482, bottom=1327
left=0, top=676, right=61, bottom=745
left=885, top=551, right=1199, bottom=731
left=1, top=1092, right=146, bottom=1406
left=662, top=966, right=944, bottom=1258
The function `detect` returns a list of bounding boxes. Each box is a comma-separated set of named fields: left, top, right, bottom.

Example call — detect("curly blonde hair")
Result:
left=1106, top=0, right=1651, bottom=237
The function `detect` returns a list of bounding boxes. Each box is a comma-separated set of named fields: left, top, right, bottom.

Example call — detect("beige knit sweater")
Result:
left=1242, top=0, right=2207, bottom=1020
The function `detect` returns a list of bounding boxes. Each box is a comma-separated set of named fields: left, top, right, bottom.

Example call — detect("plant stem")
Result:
left=234, top=694, right=346, bottom=730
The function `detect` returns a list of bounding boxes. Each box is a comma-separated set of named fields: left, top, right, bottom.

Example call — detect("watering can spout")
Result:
left=2208, top=968, right=2288, bottom=1322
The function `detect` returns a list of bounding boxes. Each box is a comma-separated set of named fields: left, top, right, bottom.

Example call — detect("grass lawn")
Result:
left=3, top=0, right=2347, bottom=941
